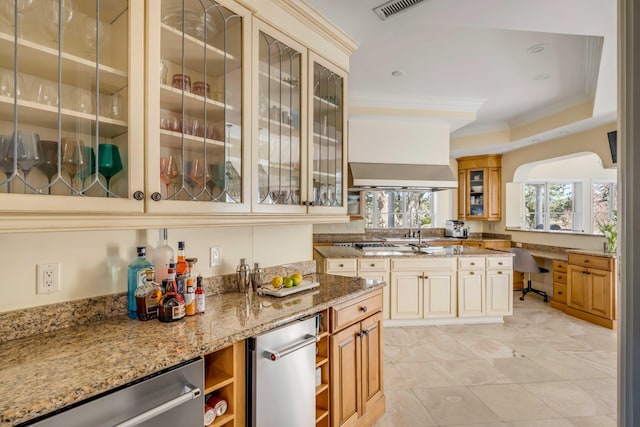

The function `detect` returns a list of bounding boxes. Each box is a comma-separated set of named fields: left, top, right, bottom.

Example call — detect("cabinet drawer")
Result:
left=554, top=284, right=567, bottom=303
left=486, top=256, right=512, bottom=269
left=358, top=258, right=390, bottom=272
left=391, top=257, right=456, bottom=271
left=463, top=241, right=484, bottom=249
left=568, top=254, right=613, bottom=271
left=458, top=257, right=485, bottom=270
left=553, top=271, right=567, bottom=284
left=331, top=290, right=383, bottom=332
left=326, top=258, right=358, bottom=272
left=553, top=260, right=567, bottom=273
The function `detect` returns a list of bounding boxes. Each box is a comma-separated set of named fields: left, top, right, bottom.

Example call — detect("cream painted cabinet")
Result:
left=0, top=1, right=145, bottom=213
left=358, top=258, right=390, bottom=319
left=485, top=256, right=513, bottom=315
left=324, top=258, right=358, bottom=277
left=457, top=257, right=485, bottom=317
left=390, top=257, right=457, bottom=320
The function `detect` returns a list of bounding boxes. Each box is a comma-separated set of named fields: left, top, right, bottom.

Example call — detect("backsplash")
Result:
left=314, top=229, right=512, bottom=243
left=0, top=260, right=315, bottom=343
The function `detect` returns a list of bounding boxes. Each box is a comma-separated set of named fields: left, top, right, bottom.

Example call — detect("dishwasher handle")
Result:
left=114, top=386, right=201, bottom=427
left=264, top=334, right=316, bottom=361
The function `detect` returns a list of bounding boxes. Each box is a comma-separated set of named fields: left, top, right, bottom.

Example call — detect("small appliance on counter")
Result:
left=445, top=220, right=468, bottom=238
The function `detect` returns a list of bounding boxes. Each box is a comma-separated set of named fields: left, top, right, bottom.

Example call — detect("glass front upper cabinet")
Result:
left=146, top=0, right=249, bottom=214
left=0, top=0, right=144, bottom=213
left=309, top=54, right=346, bottom=213
left=253, top=25, right=305, bottom=212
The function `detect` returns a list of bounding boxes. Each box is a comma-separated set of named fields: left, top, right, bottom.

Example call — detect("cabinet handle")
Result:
left=584, top=259, right=589, bottom=263
left=362, top=329, right=370, bottom=336
left=470, top=262, right=476, bottom=266
left=470, top=271, right=475, bottom=275
left=356, top=331, right=363, bottom=338
left=558, top=275, right=563, bottom=280
left=339, top=264, right=344, bottom=267
left=150, top=192, right=162, bottom=202
left=498, top=262, right=503, bottom=265
left=558, top=291, right=563, bottom=295
left=497, top=271, right=502, bottom=274
left=133, top=191, right=144, bottom=200
left=370, top=263, right=375, bottom=267
left=360, top=306, right=368, bottom=313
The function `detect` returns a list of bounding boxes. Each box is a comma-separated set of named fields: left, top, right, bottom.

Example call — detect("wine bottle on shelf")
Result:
left=195, top=275, right=206, bottom=314
left=127, top=246, right=154, bottom=319
left=153, top=229, right=174, bottom=284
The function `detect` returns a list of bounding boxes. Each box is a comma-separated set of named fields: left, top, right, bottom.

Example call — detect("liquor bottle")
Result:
left=135, top=269, right=162, bottom=321
left=176, top=241, right=189, bottom=278
left=167, top=263, right=185, bottom=299
left=127, top=246, right=154, bottom=319
left=195, top=275, right=206, bottom=314
left=158, top=278, right=185, bottom=322
left=184, top=258, right=198, bottom=316
left=153, top=229, right=174, bottom=284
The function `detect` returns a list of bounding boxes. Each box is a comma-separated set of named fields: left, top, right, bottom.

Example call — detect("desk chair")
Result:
left=510, top=248, right=549, bottom=302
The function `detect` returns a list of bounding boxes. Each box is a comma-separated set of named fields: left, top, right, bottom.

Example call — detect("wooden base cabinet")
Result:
left=203, top=341, right=245, bottom=427
left=550, top=260, right=568, bottom=312
left=330, top=290, right=385, bottom=427
left=566, top=253, right=616, bottom=329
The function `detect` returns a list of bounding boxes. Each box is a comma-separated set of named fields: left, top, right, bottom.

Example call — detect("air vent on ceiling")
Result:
left=373, top=0, right=427, bottom=21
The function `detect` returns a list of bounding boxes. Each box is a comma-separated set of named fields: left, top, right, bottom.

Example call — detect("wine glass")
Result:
left=61, top=137, right=84, bottom=190
left=10, top=131, right=42, bottom=193
left=160, top=155, right=179, bottom=198
left=41, top=0, right=75, bottom=47
left=97, top=143, right=122, bottom=197
left=190, top=158, right=208, bottom=191
left=37, top=140, right=59, bottom=190
left=77, top=146, right=95, bottom=181
left=184, top=160, right=196, bottom=191
left=1, top=0, right=34, bottom=39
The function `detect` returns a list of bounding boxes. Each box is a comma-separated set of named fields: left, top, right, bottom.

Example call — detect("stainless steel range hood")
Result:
left=348, top=162, right=458, bottom=191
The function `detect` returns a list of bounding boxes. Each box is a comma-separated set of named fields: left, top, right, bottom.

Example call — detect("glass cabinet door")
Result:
left=146, top=0, right=248, bottom=214
left=253, top=26, right=305, bottom=212
left=308, top=54, right=346, bottom=214
left=0, top=0, right=144, bottom=212
left=468, top=169, right=486, bottom=217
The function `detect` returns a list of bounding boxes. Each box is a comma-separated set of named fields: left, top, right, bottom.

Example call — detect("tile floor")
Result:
left=374, top=296, right=617, bottom=427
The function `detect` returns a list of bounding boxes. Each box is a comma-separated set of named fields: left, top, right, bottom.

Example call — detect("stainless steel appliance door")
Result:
left=251, top=316, right=316, bottom=427
left=23, top=358, right=204, bottom=427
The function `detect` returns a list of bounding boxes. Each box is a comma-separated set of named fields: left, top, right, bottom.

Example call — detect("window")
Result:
left=364, top=191, right=433, bottom=229
left=592, top=181, right=617, bottom=233
left=524, top=182, right=582, bottom=231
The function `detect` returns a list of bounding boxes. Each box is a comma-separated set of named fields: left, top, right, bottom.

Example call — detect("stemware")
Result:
left=0, top=70, right=26, bottom=99
left=184, top=160, right=196, bottom=190
left=160, top=155, right=179, bottom=198
left=97, top=143, right=122, bottom=197
left=0, top=135, right=12, bottom=173
left=1, top=0, right=34, bottom=39
left=77, top=146, right=95, bottom=182
left=41, top=0, right=75, bottom=47
left=10, top=131, right=42, bottom=193
left=190, top=158, right=208, bottom=190
left=82, top=14, right=104, bottom=60
left=61, top=137, right=84, bottom=189
left=37, top=140, right=59, bottom=187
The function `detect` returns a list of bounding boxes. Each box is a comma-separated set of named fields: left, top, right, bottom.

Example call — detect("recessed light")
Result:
left=533, top=74, right=550, bottom=80
left=527, top=44, right=546, bottom=54
left=531, top=138, right=540, bottom=143
left=559, top=130, right=569, bottom=135
left=391, top=70, right=405, bottom=77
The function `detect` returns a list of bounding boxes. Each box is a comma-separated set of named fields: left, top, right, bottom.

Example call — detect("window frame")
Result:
left=523, top=180, right=582, bottom=232
left=363, top=190, right=436, bottom=229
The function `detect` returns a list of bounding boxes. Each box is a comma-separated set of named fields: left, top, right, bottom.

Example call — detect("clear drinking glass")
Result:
left=41, top=0, right=75, bottom=46
left=61, top=137, right=85, bottom=189
left=10, top=131, right=43, bottom=192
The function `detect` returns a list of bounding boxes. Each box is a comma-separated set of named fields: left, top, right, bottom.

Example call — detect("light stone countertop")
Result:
left=0, top=273, right=384, bottom=426
left=314, top=245, right=512, bottom=259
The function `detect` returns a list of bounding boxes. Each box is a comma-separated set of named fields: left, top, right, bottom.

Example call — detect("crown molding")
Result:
left=507, top=93, right=593, bottom=128
left=584, top=35, right=604, bottom=97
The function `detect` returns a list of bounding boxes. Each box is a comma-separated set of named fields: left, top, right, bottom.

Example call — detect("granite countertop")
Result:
left=0, top=273, right=383, bottom=426
left=314, top=245, right=511, bottom=259
left=566, top=248, right=617, bottom=259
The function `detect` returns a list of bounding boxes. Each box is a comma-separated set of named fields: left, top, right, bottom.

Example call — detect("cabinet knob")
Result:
left=558, top=291, right=563, bottom=295
left=339, top=264, right=344, bottom=267
left=470, top=262, right=476, bottom=266
left=360, top=306, right=368, bottom=313
left=497, top=271, right=502, bottom=274
left=370, top=263, right=375, bottom=267
left=362, top=329, right=370, bottom=336
left=133, top=191, right=144, bottom=200
left=584, top=259, right=589, bottom=263
left=470, top=271, right=475, bottom=275
left=498, top=262, right=503, bottom=265
left=150, top=192, right=162, bottom=202
left=558, top=275, right=562, bottom=280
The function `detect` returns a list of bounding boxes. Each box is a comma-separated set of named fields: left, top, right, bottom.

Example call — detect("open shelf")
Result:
left=315, top=383, right=329, bottom=395
left=208, top=412, right=234, bottom=427
left=315, top=408, right=329, bottom=423
left=204, top=365, right=234, bottom=395
left=0, top=32, right=127, bottom=94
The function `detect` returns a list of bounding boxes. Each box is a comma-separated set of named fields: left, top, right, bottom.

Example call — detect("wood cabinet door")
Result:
left=458, top=169, right=467, bottom=220
left=487, top=167, right=501, bottom=220
left=567, top=266, right=588, bottom=310
left=486, top=270, right=512, bottom=315
left=423, top=271, right=457, bottom=318
left=588, top=268, right=613, bottom=319
left=390, top=272, right=423, bottom=319
left=458, top=270, right=485, bottom=317
left=360, top=313, right=384, bottom=414
left=331, top=323, right=362, bottom=427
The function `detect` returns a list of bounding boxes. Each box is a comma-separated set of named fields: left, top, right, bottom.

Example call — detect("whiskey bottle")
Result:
left=158, top=278, right=185, bottom=322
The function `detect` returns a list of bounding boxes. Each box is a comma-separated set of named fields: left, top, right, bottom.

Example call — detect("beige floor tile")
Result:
left=440, top=359, right=511, bottom=386
left=372, top=389, right=438, bottom=427
left=468, top=384, right=562, bottom=421
left=445, top=423, right=509, bottom=427
left=395, top=361, right=457, bottom=388
left=567, top=414, right=617, bottom=426
left=383, top=363, right=407, bottom=391
left=384, top=327, right=422, bottom=346
left=458, top=337, right=524, bottom=359
left=422, top=337, right=479, bottom=361
left=528, top=351, right=611, bottom=380
left=384, top=342, right=436, bottom=363
left=571, top=378, right=617, bottom=414
left=509, top=419, right=575, bottom=427
left=523, top=381, right=609, bottom=417
left=490, top=357, right=561, bottom=383
left=412, top=386, right=500, bottom=425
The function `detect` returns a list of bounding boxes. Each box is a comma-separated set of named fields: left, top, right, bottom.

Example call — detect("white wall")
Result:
left=0, top=224, right=313, bottom=313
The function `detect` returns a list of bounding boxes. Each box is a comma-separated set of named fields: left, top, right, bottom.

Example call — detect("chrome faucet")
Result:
left=407, top=206, right=418, bottom=238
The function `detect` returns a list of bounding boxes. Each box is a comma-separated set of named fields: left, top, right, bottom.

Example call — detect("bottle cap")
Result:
left=137, top=246, right=146, bottom=255
left=169, top=262, right=176, bottom=268
left=178, top=241, right=185, bottom=250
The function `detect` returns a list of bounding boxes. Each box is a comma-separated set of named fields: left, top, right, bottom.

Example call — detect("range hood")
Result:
left=348, top=162, right=458, bottom=191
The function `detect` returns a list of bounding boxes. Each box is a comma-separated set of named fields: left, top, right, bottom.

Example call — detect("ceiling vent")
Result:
left=373, top=0, right=427, bottom=21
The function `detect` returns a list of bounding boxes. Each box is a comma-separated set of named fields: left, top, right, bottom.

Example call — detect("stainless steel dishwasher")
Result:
left=20, top=358, right=204, bottom=427
left=248, top=316, right=317, bottom=427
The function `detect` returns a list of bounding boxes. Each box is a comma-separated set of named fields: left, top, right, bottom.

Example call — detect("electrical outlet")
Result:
left=36, top=263, right=61, bottom=294
left=515, top=242, right=523, bottom=248
left=210, top=246, right=222, bottom=267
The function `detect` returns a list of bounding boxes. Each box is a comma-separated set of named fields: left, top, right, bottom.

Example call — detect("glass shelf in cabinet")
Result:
left=160, top=85, right=228, bottom=121
left=0, top=33, right=128, bottom=94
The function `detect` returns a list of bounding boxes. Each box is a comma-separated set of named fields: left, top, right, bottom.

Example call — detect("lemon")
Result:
left=291, top=273, right=303, bottom=285
left=271, top=276, right=283, bottom=289
left=283, top=277, right=294, bottom=288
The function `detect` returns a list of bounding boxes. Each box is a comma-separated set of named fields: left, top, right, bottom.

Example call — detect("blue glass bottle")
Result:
left=127, top=246, right=154, bottom=319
